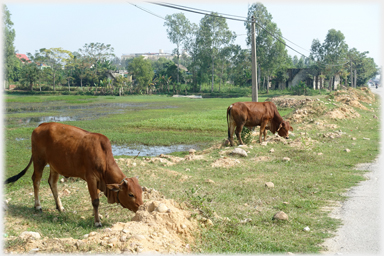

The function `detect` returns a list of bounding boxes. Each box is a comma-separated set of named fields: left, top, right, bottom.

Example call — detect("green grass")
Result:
left=3, top=90, right=381, bottom=253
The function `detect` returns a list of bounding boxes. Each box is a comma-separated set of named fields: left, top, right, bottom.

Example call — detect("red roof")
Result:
left=16, top=54, right=31, bottom=63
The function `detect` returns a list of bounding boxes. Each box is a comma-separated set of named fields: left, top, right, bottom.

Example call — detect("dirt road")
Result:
left=321, top=86, right=382, bottom=254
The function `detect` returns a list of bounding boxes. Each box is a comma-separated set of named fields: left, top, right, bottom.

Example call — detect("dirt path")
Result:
left=321, top=86, right=383, bottom=254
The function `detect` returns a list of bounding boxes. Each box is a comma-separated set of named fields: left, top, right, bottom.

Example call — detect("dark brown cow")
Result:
left=227, top=101, right=293, bottom=146
left=5, top=122, right=143, bottom=227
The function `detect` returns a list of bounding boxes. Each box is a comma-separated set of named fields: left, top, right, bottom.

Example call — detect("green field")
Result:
left=3, top=90, right=380, bottom=253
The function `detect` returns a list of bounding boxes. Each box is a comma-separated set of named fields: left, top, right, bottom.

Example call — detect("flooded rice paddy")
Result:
left=111, top=144, right=200, bottom=157
left=6, top=99, right=202, bottom=156
left=6, top=102, right=176, bottom=126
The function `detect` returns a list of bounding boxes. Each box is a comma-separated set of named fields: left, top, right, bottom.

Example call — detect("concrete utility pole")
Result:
left=251, top=16, right=258, bottom=102
left=350, top=60, right=353, bottom=87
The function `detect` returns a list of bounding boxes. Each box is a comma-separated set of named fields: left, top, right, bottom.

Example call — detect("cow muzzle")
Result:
left=285, top=136, right=289, bottom=139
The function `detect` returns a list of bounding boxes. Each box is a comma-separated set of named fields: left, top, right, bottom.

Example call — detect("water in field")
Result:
left=5, top=102, right=176, bottom=126
left=111, top=144, right=200, bottom=157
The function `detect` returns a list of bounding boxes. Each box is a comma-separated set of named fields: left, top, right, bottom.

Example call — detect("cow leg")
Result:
left=31, top=160, right=46, bottom=211
left=263, top=130, right=267, bottom=141
left=87, top=180, right=102, bottom=227
left=48, top=169, right=64, bottom=212
left=228, top=121, right=236, bottom=146
left=259, top=122, right=268, bottom=143
left=235, top=124, right=245, bottom=145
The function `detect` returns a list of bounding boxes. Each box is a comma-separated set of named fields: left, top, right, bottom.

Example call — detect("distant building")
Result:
left=121, top=49, right=174, bottom=61
left=106, top=70, right=132, bottom=82
left=15, top=53, right=30, bottom=63
left=277, top=68, right=339, bottom=90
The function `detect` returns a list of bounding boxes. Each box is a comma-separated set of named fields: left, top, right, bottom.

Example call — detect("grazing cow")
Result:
left=227, top=101, right=293, bottom=146
left=5, top=122, right=143, bottom=227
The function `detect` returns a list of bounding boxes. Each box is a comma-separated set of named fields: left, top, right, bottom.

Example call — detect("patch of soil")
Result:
left=325, top=106, right=361, bottom=120
left=288, top=137, right=319, bottom=148
left=211, top=157, right=241, bottom=168
left=333, top=87, right=375, bottom=110
left=4, top=189, right=199, bottom=254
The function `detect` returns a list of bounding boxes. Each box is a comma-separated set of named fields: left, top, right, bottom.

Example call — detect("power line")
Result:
left=130, top=2, right=350, bottom=68
left=159, top=2, right=311, bottom=54
left=149, top=2, right=309, bottom=58
left=127, top=2, right=165, bottom=20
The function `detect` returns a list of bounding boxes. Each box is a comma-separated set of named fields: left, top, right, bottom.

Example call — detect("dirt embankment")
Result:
left=4, top=188, right=201, bottom=254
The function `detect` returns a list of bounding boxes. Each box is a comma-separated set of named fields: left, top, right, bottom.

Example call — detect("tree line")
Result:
left=3, top=3, right=378, bottom=95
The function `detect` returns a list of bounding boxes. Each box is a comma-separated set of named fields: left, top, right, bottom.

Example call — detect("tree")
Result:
left=164, top=13, right=191, bottom=85
left=78, top=43, right=115, bottom=85
left=231, top=46, right=252, bottom=87
left=20, top=62, right=40, bottom=91
left=127, top=56, right=154, bottom=93
left=3, top=5, right=20, bottom=83
left=322, top=29, right=348, bottom=90
left=198, top=13, right=236, bottom=92
left=33, top=48, right=73, bottom=91
left=245, top=3, right=287, bottom=93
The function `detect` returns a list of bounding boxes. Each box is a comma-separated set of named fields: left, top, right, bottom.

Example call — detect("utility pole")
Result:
left=251, top=16, right=258, bottom=102
left=350, top=60, right=353, bottom=87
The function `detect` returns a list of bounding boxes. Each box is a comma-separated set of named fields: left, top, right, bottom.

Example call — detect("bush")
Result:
left=240, top=127, right=253, bottom=145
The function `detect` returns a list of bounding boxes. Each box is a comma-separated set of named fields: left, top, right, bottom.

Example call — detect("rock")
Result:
left=363, top=137, right=370, bottom=140
left=189, top=149, right=196, bottom=155
left=89, top=231, right=97, bottom=237
left=108, top=237, right=118, bottom=245
left=231, top=148, right=248, bottom=157
left=134, top=235, right=146, bottom=241
left=345, top=148, right=351, bottom=153
left=76, top=240, right=86, bottom=250
left=206, top=219, right=214, bottom=227
left=156, top=203, right=168, bottom=213
left=269, top=148, right=275, bottom=153
left=272, top=211, right=288, bottom=221
left=282, top=157, right=290, bottom=162
left=303, top=226, right=310, bottom=232
left=185, top=168, right=190, bottom=172
left=261, top=142, right=268, bottom=146
left=265, top=182, right=274, bottom=188
left=317, top=152, right=323, bottom=156
left=19, top=231, right=41, bottom=240
left=223, top=139, right=231, bottom=146
left=205, top=179, right=215, bottom=184
left=283, top=202, right=289, bottom=205
left=62, top=188, right=71, bottom=196
left=28, top=248, right=39, bottom=253
left=60, top=178, right=65, bottom=183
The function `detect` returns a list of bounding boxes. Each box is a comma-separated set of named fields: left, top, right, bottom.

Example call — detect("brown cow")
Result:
left=227, top=101, right=293, bottom=146
left=5, top=122, right=143, bottom=227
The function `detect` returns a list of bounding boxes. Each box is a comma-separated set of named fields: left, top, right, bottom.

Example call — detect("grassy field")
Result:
left=3, top=89, right=380, bottom=253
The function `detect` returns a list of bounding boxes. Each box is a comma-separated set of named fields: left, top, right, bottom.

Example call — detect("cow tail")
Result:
left=4, top=156, right=33, bottom=184
left=227, top=105, right=232, bottom=139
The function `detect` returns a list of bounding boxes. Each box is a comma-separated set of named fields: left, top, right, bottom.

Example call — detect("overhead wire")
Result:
left=158, top=2, right=311, bottom=54
left=149, top=1, right=310, bottom=58
left=129, top=1, right=350, bottom=67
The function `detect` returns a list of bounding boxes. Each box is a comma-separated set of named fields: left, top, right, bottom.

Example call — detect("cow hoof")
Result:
left=35, top=206, right=42, bottom=212
left=95, top=222, right=102, bottom=227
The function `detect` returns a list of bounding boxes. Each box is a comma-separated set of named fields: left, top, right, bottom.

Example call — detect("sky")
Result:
left=4, top=0, right=383, bottom=68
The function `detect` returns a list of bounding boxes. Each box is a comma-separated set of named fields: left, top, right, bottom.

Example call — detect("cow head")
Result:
left=277, top=121, right=293, bottom=139
left=106, top=177, right=143, bottom=212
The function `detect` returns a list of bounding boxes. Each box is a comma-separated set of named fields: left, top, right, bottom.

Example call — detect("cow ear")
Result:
left=106, top=184, right=122, bottom=192
left=277, top=122, right=283, bottom=131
